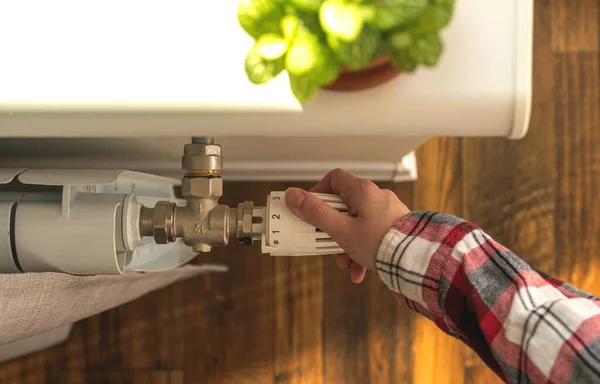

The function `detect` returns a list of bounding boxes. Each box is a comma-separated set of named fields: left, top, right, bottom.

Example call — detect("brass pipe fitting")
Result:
left=181, top=143, right=222, bottom=177
left=139, top=139, right=264, bottom=253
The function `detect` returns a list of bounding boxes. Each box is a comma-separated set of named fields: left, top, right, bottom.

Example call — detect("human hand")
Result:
left=285, top=169, right=410, bottom=284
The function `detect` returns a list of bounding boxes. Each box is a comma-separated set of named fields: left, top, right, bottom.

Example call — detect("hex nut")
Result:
left=153, top=201, right=176, bottom=244
left=184, top=144, right=221, bottom=156
left=241, top=201, right=253, bottom=235
left=181, top=177, right=223, bottom=199
left=182, top=144, right=222, bottom=172
left=236, top=201, right=254, bottom=245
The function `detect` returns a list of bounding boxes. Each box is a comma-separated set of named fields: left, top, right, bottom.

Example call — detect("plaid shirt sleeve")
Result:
left=376, top=211, right=600, bottom=384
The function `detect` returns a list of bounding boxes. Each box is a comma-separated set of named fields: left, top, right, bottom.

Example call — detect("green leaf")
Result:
left=296, top=12, right=325, bottom=39
left=388, top=30, right=413, bottom=50
left=285, top=37, right=326, bottom=76
left=244, top=45, right=285, bottom=84
left=327, top=25, right=381, bottom=70
left=405, top=4, right=452, bottom=35
left=290, top=0, right=323, bottom=13
left=389, top=32, right=442, bottom=71
left=320, top=0, right=364, bottom=42
left=313, top=49, right=340, bottom=85
left=237, top=0, right=283, bottom=39
left=370, top=0, right=428, bottom=31
left=256, top=33, right=289, bottom=60
left=281, top=15, right=300, bottom=40
left=432, top=0, right=455, bottom=8
left=409, top=33, right=443, bottom=66
left=289, top=75, right=320, bottom=102
left=284, top=3, right=299, bottom=15
left=359, top=4, right=377, bottom=23
left=389, top=49, right=417, bottom=72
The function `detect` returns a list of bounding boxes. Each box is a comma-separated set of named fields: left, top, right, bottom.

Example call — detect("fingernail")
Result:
left=285, top=188, right=306, bottom=209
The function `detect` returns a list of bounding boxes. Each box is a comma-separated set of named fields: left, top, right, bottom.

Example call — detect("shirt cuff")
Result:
left=375, top=211, right=465, bottom=311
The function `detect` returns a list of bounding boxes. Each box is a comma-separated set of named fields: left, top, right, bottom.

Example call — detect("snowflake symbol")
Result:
left=273, top=240, right=280, bottom=245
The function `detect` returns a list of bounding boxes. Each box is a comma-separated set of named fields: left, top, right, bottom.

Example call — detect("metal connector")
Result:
left=139, top=138, right=265, bottom=253
left=236, top=201, right=254, bottom=245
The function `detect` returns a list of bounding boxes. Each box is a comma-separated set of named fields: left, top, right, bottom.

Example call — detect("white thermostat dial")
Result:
left=261, top=191, right=347, bottom=256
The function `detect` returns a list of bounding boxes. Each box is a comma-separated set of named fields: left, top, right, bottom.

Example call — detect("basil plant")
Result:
left=238, top=0, right=456, bottom=102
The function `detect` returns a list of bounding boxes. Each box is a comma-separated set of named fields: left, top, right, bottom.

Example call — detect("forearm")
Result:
left=376, top=211, right=600, bottom=383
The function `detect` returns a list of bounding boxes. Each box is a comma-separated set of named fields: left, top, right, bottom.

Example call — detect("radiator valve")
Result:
left=139, top=138, right=261, bottom=252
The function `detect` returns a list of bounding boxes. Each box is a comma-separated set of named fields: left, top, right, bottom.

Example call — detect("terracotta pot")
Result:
left=323, top=55, right=401, bottom=92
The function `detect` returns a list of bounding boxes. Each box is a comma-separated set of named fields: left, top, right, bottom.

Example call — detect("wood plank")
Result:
left=365, top=182, right=415, bottom=384
left=180, top=266, right=219, bottom=383
left=78, top=307, right=126, bottom=370
left=186, top=243, right=277, bottom=384
left=0, top=354, right=47, bottom=384
left=124, top=291, right=161, bottom=370
left=411, top=137, right=465, bottom=384
left=322, top=257, right=370, bottom=384
left=155, top=282, right=186, bottom=369
left=459, top=1, right=557, bottom=376
left=550, top=0, right=599, bottom=53
left=273, top=257, right=323, bottom=384
left=554, top=52, right=600, bottom=294
left=466, top=366, right=504, bottom=384
left=47, top=370, right=184, bottom=384
left=460, top=133, right=556, bottom=271
left=132, top=371, right=185, bottom=384
left=65, top=323, right=90, bottom=370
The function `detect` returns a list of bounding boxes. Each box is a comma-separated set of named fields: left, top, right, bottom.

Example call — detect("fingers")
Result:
left=335, top=254, right=366, bottom=284
left=310, top=168, right=361, bottom=198
left=285, top=188, right=351, bottom=241
left=350, top=263, right=367, bottom=284
left=310, top=170, right=378, bottom=216
left=336, top=254, right=352, bottom=269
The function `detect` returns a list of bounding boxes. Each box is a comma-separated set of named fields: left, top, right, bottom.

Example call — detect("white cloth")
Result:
left=0, top=265, right=225, bottom=346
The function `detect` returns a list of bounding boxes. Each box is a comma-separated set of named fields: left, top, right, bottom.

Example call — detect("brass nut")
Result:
left=181, top=177, right=223, bottom=199
left=182, top=144, right=222, bottom=172
left=153, top=201, right=176, bottom=244
left=184, top=144, right=221, bottom=157
left=241, top=201, right=253, bottom=235
left=237, top=201, right=254, bottom=245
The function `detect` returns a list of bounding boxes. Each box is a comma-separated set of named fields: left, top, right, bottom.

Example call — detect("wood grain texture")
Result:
left=550, top=0, right=599, bottom=53
left=1, top=1, right=599, bottom=383
left=322, top=257, right=371, bottom=384
left=411, top=137, right=466, bottom=384
left=47, top=371, right=184, bottom=384
left=461, top=0, right=557, bottom=273
left=465, top=366, right=503, bottom=384
left=273, top=256, right=324, bottom=384
left=555, top=51, right=600, bottom=294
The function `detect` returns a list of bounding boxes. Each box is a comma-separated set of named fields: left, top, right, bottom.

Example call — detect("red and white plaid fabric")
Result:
left=376, top=211, right=600, bottom=384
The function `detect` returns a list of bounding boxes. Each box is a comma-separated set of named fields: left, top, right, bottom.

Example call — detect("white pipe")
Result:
left=0, top=168, right=221, bottom=275
left=0, top=201, right=20, bottom=272
left=14, top=199, right=125, bottom=274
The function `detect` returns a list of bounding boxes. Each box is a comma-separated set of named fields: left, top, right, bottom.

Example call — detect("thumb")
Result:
left=285, top=188, right=351, bottom=240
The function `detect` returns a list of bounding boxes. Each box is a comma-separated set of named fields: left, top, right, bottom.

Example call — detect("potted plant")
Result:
left=238, top=0, right=456, bottom=102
